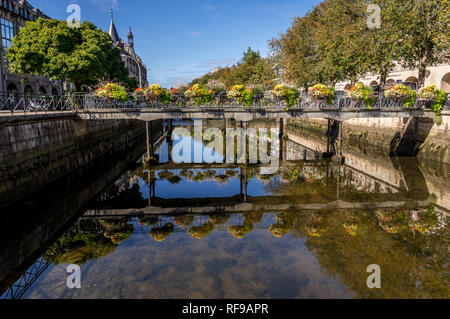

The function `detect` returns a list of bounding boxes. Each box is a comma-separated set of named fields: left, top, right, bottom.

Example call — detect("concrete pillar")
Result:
left=240, top=167, right=243, bottom=196
left=279, top=118, right=288, bottom=161
left=337, top=121, right=343, bottom=156
left=148, top=169, right=152, bottom=206
left=145, top=121, right=155, bottom=162
left=225, top=118, right=232, bottom=130
left=327, top=119, right=331, bottom=153
left=243, top=166, right=248, bottom=203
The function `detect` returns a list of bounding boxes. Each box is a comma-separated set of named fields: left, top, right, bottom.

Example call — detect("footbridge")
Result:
left=1, top=92, right=447, bottom=124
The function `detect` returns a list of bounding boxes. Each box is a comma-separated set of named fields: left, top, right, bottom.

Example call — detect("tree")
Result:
left=189, top=47, right=275, bottom=89
left=315, top=0, right=372, bottom=86
left=7, top=19, right=131, bottom=91
left=359, top=0, right=403, bottom=91
left=393, top=0, right=450, bottom=87
left=271, top=6, right=325, bottom=90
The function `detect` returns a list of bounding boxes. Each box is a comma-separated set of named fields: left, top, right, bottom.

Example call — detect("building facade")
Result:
left=109, top=11, right=148, bottom=88
left=0, top=0, right=64, bottom=97
left=336, top=63, right=450, bottom=93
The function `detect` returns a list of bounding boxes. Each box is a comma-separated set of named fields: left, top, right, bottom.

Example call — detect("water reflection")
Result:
left=15, top=206, right=448, bottom=299
left=1, top=120, right=449, bottom=299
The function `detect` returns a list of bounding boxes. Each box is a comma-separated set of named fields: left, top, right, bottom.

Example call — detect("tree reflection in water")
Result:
left=40, top=201, right=448, bottom=298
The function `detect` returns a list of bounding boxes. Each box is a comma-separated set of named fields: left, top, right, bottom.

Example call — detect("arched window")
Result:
left=441, top=73, right=450, bottom=94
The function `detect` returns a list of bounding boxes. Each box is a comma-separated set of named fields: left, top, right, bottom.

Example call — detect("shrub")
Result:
left=418, top=85, right=447, bottom=117
left=348, top=83, right=375, bottom=109
left=132, top=87, right=145, bottom=101
left=144, top=84, right=172, bottom=104
left=271, top=84, right=299, bottom=110
left=94, top=83, right=129, bottom=102
left=384, top=84, right=416, bottom=108
left=308, top=84, right=335, bottom=105
left=184, top=84, right=213, bottom=106
left=227, top=85, right=254, bottom=107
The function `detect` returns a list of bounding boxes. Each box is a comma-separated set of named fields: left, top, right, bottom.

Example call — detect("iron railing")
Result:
left=1, top=91, right=449, bottom=112
left=0, top=257, right=52, bottom=299
left=0, top=92, right=73, bottom=112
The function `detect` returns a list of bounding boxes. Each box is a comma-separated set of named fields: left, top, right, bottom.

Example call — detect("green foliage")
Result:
left=404, top=89, right=417, bottom=108
left=433, top=90, right=447, bottom=117
left=144, top=84, right=172, bottom=105
left=190, top=47, right=275, bottom=89
left=384, top=84, right=416, bottom=108
left=270, top=84, right=299, bottom=110
left=94, top=83, right=130, bottom=102
left=185, top=84, right=213, bottom=106
left=389, top=0, right=450, bottom=87
left=418, top=85, right=447, bottom=117
left=270, top=0, right=448, bottom=90
left=348, top=84, right=375, bottom=109
left=7, top=18, right=130, bottom=91
left=227, top=85, right=254, bottom=107
left=308, top=84, right=335, bottom=105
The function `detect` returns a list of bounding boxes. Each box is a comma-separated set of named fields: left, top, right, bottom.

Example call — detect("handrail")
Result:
left=0, top=92, right=448, bottom=113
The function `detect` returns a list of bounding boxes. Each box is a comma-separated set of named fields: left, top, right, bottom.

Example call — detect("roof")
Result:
left=109, top=9, right=120, bottom=43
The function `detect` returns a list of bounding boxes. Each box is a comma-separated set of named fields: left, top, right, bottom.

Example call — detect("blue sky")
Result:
left=28, top=0, right=321, bottom=87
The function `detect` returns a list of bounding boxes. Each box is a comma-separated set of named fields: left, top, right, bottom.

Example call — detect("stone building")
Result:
left=108, top=10, right=148, bottom=88
left=0, top=0, right=64, bottom=97
left=336, top=63, right=450, bottom=93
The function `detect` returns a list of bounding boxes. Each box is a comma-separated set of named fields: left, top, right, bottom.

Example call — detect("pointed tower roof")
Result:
left=109, top=9, right=120, bottom=43
left=128, top=26, right=133, bottom=39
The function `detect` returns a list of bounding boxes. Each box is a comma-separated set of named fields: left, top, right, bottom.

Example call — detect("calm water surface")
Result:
left=1, top=121, right=449, bottom=299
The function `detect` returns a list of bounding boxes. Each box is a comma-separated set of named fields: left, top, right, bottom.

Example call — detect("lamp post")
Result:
left=121, top=54, right=144, bottom=88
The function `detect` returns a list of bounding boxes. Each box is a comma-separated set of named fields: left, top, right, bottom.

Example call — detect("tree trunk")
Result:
left=379, top=67, right=387, bottom=93
left=74, top=82, right=82, bottom=92
left=418, top=59, right=427, bottom=89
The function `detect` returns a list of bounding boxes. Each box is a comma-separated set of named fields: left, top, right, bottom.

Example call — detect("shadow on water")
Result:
left=0, top=120, right=448, bottom=299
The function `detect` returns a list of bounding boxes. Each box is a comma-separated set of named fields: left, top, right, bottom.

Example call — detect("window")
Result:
left=1, top=18, right=15, bottom=66
left=1, top=18, right=14, bottom=50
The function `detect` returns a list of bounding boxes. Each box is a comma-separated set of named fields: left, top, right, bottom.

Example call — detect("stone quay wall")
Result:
left=0, top=118, right=150, bottom=206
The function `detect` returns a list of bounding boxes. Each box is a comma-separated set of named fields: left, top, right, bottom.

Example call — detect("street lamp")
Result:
left=121, top=54, right=145, bottom=88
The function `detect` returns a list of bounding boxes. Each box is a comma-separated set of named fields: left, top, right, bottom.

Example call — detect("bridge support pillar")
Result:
left=323, top=119, right=334, bottom=159
left=243, top=166, right=248, bottom=203
left=327, top=119, right=331, bottom=153
left=145, top=121, right=156, bottom=164
left=336, top=120, right=343, bottom=157
left=279, top=118, right=288, bottom=161
left=239, top=166, right=248, bottom=203
left=147, top=168, right=156, bottom=206
left=166, top=120, right=173, bottom=162
left=225, top=118, right=232, bottom=130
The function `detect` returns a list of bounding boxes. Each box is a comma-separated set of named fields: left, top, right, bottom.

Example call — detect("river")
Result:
left=0, top=119, right=448, bottom=299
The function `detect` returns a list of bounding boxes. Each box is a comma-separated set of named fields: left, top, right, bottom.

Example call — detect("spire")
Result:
left=109, top=9, right=120, bottom=43
left=128, top=26, right=134, bottom=48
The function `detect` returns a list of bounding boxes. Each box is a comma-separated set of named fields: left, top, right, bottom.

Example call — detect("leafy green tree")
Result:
left=190, top=47, right=275, bottom=89
left=271, top=7, right=325, bottom=90
left=393, top=0, right=450, bottom=87
left=315, top=0, right=371, bottom=86
left=360, top=0, right=403, bottom=91
left=7, top=19, right=130, bottom=91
